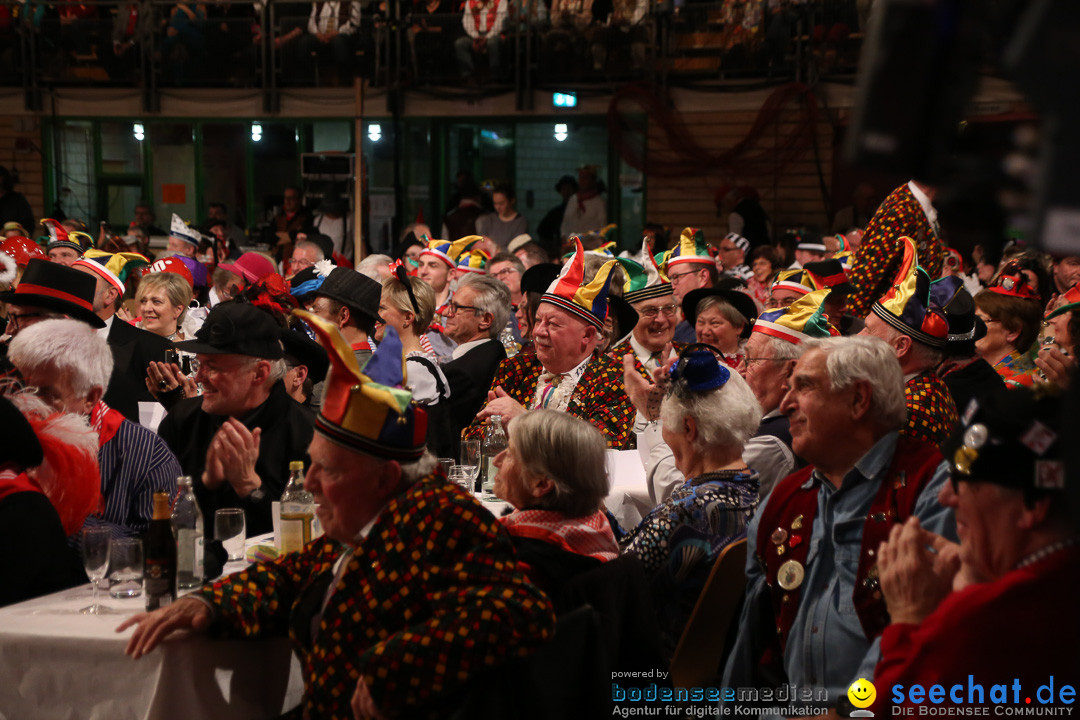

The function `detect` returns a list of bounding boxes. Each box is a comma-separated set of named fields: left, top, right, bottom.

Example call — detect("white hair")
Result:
left=803, top=336, right=907, bottom=430
left=761, top=334, right=804, bottom=363
left=357, top=254, right=392, bottom=281
left=8, top=319, right=113, bottom=397
left=661, top=363, right=762, bottom=455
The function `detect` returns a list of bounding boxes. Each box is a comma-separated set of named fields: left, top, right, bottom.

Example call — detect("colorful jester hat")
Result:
left=41, top=218, right=91, bottom=256
left=456, top=248, right=490, bottom=274
left=169, top=213, right=201, bottom=248
left=871, top=236, right=949, bottom=349
left=295, top=309, right=427, bottom=461
left=419, top=234, right=481, bottom=269
left=771, top=268, right=821, bottom=296
left=617, top=243, right=672, bottom=304
left=753, top=288, right=839, bottom=345
left=75, top=249, right=151, bottom=294
left=541, top=236, right=618, bottom=330
left=661, top=227, right=713, bottom=271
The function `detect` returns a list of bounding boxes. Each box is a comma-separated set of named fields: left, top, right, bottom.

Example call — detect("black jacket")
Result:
left=439, top=339, right=506, bottom=457
left=157, top=381, right=315, bottom=536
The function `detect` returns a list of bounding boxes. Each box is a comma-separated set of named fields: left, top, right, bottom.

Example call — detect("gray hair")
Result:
left=267, top=358, right=288, bottom=385
left=695, top=296, right=748, bottom=331
left=294, top=239, right=325, bottom=262
left=357, top=254, right=392, bottom=281
left=8, top=319, right=114, bottom=398
left=401, top=449, right=437, bottom=484
left=661, top=364, right=762, bottom=456
left=803, top=336, right=907, bottom=430
left=458, top=273, right=512, bottom=340
left=760, top=334, right=804, bottom=363
left=507, top=409, right=609, bottom=517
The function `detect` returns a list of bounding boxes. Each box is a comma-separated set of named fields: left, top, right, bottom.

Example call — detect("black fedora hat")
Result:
left=0, top=258, right=105, bottom=328
left=608, top=295, right=640, bottom=342
left=681, top=286, right=759, bottom=340
left=281, top=327, right=330, bottom=384
left=315, top=268, right=382, bottom=324
left=173, top=301, right=284, bottom=359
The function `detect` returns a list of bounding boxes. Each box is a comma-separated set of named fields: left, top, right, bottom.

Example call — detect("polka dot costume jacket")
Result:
left=902, top=370, right=958, bottom=450
left=196, top=473, right=556, bottom=719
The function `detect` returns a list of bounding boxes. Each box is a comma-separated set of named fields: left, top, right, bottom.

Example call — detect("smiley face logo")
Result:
left=848, top=678, right=877, bottom=709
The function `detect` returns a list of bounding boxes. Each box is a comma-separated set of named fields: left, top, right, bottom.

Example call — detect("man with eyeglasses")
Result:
left=487, top=252, right=525, bottom=341
left=157, top=302, right=315, bottom=536
left=663, top=228, right=719, bottom=345
left=285, top=239, right=326, bottom=280
left=611, top=251, right=681, bottom=380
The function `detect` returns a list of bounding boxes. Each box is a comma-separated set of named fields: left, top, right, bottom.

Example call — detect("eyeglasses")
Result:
left=668, top=270, right=701, bottom=283
left=5, top=312, right=45, bottom=332
left=446, top=302, right=482, bottom=316
left=492, top=267, right=519, bottom=279
left=639, top=304, right=678, bottom=319
left=743, top=356, right=787, bottom=367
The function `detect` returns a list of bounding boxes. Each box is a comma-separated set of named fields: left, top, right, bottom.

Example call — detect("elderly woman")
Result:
left=872, top=387, right=1078, bottom=714
left=620, top=346, right=762, bottom=652
left=492, top=409, right=619, bottom=595
left=973, top=269, right=1043, bottom=387
left=681, top=287, right=758, bottom=369
left=378, top=266, right=448, bottom=406
left=136, top=271, right=195, bottom=341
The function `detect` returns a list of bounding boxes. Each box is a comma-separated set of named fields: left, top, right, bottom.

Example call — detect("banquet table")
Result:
left=0, top=537, right=304, bottom=720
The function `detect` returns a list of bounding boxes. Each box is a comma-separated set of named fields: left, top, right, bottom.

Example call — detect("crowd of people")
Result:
left=0, top=167, right=1076, bottom=717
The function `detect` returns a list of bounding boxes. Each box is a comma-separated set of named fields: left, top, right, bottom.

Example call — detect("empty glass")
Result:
left=80, top=526, right=112, bottom=615
left=437, top=457, right=454, bottom=477
left=214, top=508, right=246, bottom=562
left=107, top=537, right=144, bottom=598
left=447, top=465, right=474, bottom=493
left=460, top=439, right=481, bottom=491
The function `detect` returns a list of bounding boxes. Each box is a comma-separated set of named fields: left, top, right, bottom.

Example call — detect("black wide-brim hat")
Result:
left=281, top=327, right=330, bottom=383
left=520, top=263, right=561, bottom=295
left=0, top=258, right=105, bottom=328
left=608, top=295, right=640, bottom=340
left=315, top=267, right=382, bottom=324
left=681, top=286, right=759, bottom=340
left=173, top=301, right=284, bottom=358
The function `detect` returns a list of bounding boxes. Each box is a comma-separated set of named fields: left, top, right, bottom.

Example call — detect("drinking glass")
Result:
left=437, top=457, right=454, bottom=477
left=107, top=538, right=144, bottom=599
left=459, top=439, right=481, bottom=491
left=447, top=465, right=474, bottom=493
left=215, top=508, right=246, bottom=562
left=80, top=527, right=112, bottom=615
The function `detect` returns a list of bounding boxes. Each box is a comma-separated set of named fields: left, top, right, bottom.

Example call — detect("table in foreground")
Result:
left=0, top=537, right=304, bottom=720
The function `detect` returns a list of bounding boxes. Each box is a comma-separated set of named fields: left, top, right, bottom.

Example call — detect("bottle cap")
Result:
left=289, top=460, right=304, bottom=472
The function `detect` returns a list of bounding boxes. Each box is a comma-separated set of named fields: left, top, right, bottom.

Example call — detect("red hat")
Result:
left=0, top=236, right=46, bottom=267
left=219, top=252, right=277, bottom=284
left=146, top=256, right=195, bottom=288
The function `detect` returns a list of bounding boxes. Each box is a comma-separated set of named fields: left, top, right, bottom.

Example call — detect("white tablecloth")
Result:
left=604, top=449, right=655, bottom=529
left=0, top=536, right=304, bottom=720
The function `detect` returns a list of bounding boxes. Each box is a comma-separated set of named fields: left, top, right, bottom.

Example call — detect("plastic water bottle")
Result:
left=499, top=326, right=520, bottom=359
left=171, top=476, right=204, bottom=590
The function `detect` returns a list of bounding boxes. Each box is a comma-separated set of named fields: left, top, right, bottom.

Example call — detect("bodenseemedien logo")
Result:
left=849, top=678, right=877, bottom=717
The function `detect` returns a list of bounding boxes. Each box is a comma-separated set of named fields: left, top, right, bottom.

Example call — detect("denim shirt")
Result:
left=722, top=432, right=956, bottom=710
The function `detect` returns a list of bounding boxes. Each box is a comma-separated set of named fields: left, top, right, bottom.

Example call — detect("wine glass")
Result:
left=460, top=438, right=481, bottom=492
left=80, top=526, right=112, bottom=615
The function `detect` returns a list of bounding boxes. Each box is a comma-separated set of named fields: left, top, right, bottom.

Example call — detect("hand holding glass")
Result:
left=80, top=526, right=112, bottom=615
left=214, top=508, right=246, bottom=562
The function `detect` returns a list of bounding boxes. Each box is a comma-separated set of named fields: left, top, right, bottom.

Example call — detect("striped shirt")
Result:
left=74, top=418, right=182, bottom=546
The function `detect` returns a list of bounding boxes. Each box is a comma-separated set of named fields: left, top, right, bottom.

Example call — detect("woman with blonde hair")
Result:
left=378, top=265, right=448, bottom=406
left=135, top=271, right=197, bottom=341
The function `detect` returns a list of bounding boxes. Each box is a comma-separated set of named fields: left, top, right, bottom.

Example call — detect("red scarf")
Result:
left=500, top=508, right=618, bottom=560
left=469, top=0, right=499, bottom=33
left=91, top=400, right=125, bottom=447
left=0, top=464, right=43, bottom=504
left=576, top=189, right=598, bottom=214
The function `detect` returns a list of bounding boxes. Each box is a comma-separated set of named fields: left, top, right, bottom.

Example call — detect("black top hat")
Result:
left=281, top=327, right=330, bottom=384
left=173, top=301, right=284, bottom=358
left=608, top=295, right=639, bottom=341
left=520, top=263, right=561, bottom=295
left=0, top=258, right=105, bottom=328
left=681, top=286, right=759, bottom=340
left=315, top=268, right=381, bottom=324
left=930, top=276, right=985, bottom=357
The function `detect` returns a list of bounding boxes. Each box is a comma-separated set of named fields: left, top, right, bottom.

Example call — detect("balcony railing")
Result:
left=0, top=0, right=880, bottom=110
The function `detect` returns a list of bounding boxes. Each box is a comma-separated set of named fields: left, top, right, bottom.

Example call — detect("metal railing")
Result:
left=0, top=0, right=886, bottom=110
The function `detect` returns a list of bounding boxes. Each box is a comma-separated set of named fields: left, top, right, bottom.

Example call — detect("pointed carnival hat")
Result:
left=456, top=248, right=490, bottom=274
left=771, top=267, right=821, bottom=297
left=752, top=288, right=840, bottom=345
left=834, top=250, right=855, bottom=273
left=295, top=309, right=426, bottom=460
left=661, top=227, right=713, bottom=270
left=41, top=218, right=91, bottom=256
left=617, top=243, right=672, bottom=304
left=169, top=213, right=201, bottom=248
left=419, top=234, right=481, bottom=268
left=540, top=236, right=618, bottom=330
left=75, top=249, right=151, bottom=294
left=870, top=236, right=949, bottom=348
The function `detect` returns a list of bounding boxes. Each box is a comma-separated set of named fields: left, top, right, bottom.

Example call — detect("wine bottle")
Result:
left=172, top=476, right=204, bottom=590
left=145, top=491, right=177, bottom=610
left=279, top=460, right=315, bottom=554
